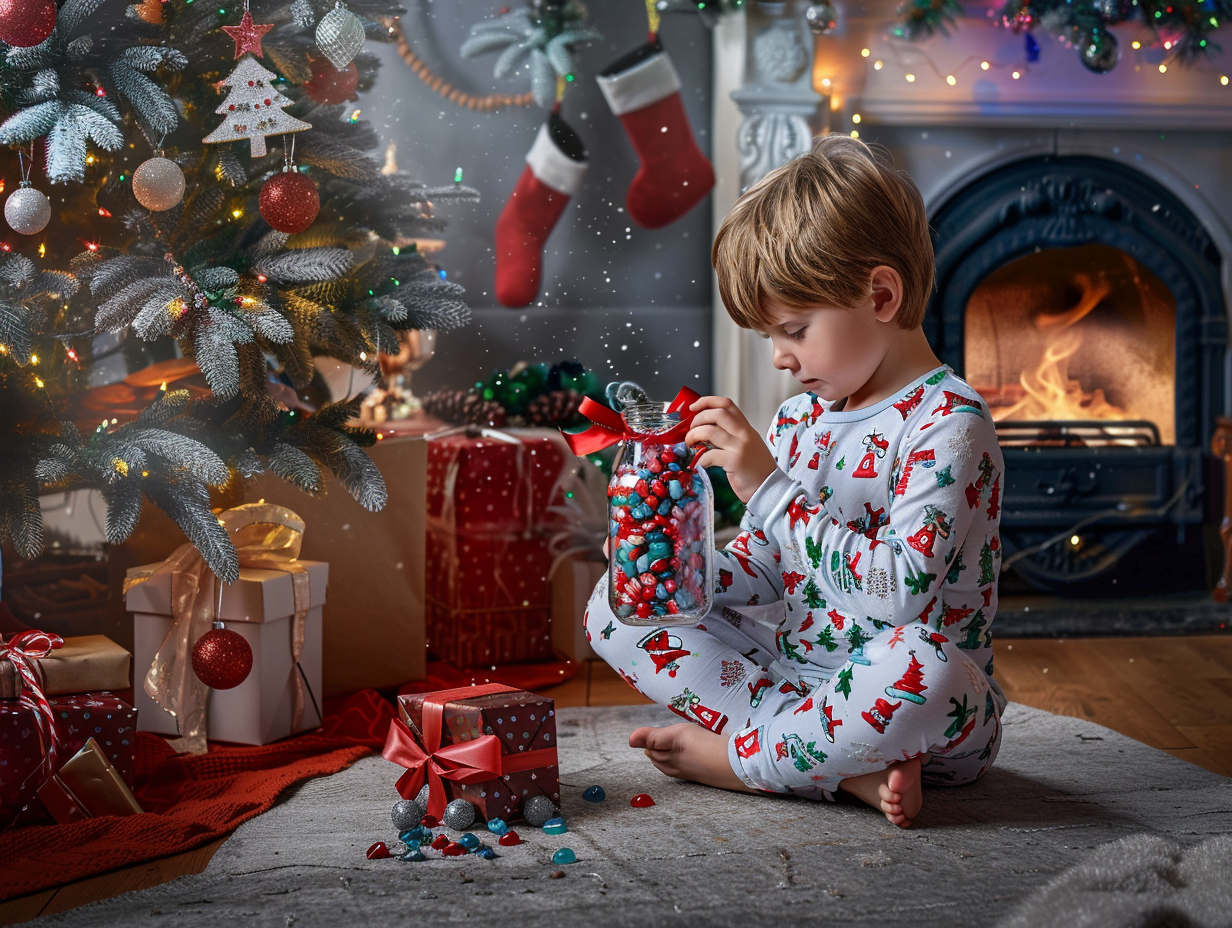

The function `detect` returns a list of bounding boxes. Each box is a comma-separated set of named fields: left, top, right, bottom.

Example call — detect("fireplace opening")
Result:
left=964, top=243, right=1176, bottom=449
left=927, top=155, right=1225, bottom=600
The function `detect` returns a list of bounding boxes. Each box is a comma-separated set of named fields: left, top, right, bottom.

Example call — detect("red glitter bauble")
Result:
left=258, top=171, right=320, bottom=234
left=191, top=627, right=253, bottom=689
left=0, top=0, right=57, bottom=47
left=304, top=52, right=358, bottom=105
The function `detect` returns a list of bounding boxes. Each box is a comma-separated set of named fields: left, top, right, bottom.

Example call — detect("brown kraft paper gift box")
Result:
left=244, top=429, right=428, bottom=696
left=395, top=684, right=559, bottom=823
left=0, top=635, right=131, bottom=699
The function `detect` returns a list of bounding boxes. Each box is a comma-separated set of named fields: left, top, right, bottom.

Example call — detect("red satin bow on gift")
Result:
left=381, top=683, right=558, bottom=819
left=0, top=630, right=65, bottom=782
left=560, top=386, right=701, bottom=456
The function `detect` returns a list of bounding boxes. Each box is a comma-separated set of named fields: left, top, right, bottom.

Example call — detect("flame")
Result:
left=992, top=272, right=1129, bottom=423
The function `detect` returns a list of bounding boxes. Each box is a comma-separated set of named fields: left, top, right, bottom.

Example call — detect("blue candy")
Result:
left=476, top=846, right=498, bottom=859
left=487, top=817, right=508, bottom=835
left=582, top=785, right=606, bottom=802
left=552, top=848, right=577, bottom=865
left=459, top=833, right=481, bottom=849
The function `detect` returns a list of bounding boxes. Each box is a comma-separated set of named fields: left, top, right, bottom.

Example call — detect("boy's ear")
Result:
left=868, top=266, right=904, bottom=323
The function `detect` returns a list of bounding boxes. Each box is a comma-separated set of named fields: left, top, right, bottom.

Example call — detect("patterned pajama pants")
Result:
left=585, top=576, right=1004, bottom=799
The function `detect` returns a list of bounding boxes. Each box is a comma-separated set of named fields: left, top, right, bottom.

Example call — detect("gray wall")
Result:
left=363, top=1, right=716, bottom=400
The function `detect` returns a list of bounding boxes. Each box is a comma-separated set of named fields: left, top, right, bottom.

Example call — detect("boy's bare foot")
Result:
left=629, top=724, right=759, bottom=793
left=837, top=756, right=924, bottom=827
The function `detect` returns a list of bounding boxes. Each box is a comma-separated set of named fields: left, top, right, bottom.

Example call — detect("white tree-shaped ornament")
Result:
left=203, top=55, right=311, bottom=158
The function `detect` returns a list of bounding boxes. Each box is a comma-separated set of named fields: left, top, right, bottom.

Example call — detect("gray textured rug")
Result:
left=20, top=703, right=1232, bottom=928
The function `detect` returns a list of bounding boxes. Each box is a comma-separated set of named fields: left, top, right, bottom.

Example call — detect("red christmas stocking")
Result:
left=495, top=113, right=588, bottom=308
left=597, top=40, right=715, bottom=229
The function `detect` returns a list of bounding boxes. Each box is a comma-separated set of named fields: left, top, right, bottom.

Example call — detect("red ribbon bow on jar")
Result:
left=0, top=630, right=66, bottom=783
left=381, top=683, right=558, bottom=819
left=561, top=386, right=701, bottom=456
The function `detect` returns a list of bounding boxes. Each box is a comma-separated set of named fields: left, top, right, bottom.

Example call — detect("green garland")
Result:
left=898, top=0, right=1230, bottom=66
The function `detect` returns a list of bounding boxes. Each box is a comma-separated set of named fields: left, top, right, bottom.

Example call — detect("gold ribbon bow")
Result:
left=132, top=503, right=312, bottom=754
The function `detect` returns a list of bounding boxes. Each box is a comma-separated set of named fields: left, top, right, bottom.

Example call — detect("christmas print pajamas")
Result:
left=586, top=366, right=1008, bottom=798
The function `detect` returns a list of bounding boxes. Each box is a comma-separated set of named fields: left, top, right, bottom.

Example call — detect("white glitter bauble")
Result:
left=5, top=183, right=50, bottom=235
left=315, top=1, right=365, bottom=70
left=442, top=798, right=476, bottom=830
left=521, top=794, right=556, bottom=827
left=133, top=156, right=185, bottom=211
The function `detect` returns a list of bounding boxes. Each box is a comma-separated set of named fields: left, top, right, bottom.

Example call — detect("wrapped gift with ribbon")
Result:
left=425, top=427, right=574, bottom=667
left=0, top=635, right=131, bottom=700
left=382, top=683, right=559, bottom=822
left=0, top=632, right=138, bottom=829
left=125, top=503, right=326, bottom=754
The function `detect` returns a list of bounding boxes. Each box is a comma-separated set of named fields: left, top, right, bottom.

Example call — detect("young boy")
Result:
left=585, top=136, right=1006, bottom=827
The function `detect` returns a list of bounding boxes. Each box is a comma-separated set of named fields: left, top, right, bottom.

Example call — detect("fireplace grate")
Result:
left=994, top=420, right=1161, bottom=449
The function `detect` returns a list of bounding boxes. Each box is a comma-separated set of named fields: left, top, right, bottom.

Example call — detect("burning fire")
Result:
left=991, top=272, right=1130, bottom=423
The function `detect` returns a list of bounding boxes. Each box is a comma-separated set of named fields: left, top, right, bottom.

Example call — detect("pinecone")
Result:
left=526, top=389, right=583, bottom=428
left=421, top=390, right=508, bottom=428
left=420, top=389, right=470, bottom=425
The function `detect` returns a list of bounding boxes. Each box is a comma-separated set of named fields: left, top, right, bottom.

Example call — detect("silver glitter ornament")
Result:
left=522, top=794, right=556, bottom=827
left=315, top=1, right=365, bottom=70
left=415, top=784, right=431, bottom=807
left=391, top=799, right=425, bottom=832
left=132, top=156, right=185, bottom=211
left=4, top=182, right=50, bottom=235
left=805, top=2, right=838, bottom=35
left=442, top=798, right=476, bottom=830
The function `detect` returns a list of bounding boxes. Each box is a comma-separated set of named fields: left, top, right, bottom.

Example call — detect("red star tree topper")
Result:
left=222, top=9, right=274, bottom=58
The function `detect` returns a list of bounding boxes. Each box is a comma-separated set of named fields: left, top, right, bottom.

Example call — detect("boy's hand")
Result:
left=686, top=396, right=777, bottom=503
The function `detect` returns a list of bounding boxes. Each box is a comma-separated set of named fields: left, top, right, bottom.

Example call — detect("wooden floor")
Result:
left=3, top=634, right=1229, bottom=925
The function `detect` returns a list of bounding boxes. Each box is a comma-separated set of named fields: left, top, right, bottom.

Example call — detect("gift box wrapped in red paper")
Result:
left=383, top=683, right=559, bottom=823
left=425, top=429, right=570, bottom=667
left=0, top=692, right=137, bottom=827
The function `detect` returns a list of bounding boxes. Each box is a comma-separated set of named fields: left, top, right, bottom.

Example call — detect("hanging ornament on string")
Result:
left=303, top=50, right=358, bottom=105
left=1080, top=29, right=1119, bottom=73
left=204, top=3, right=312, bottom=159
left=5, top=147, right=51, bottom=235
left=1024, top=31, right=1040, bottom=63
left=289, top=0, right=313, bottom=29
left=0, top=0, right=58, bottom=48
left=804, top=2, right=838, bottom=36
left=259, top=140, right=319, bottom=233
left=132, top=146, right=186, bottom=211
left=315, top=0, right=365, bottom=70
left=192, top=623, right=252, bottom=689
left=191, top=577, right=253, bottom=690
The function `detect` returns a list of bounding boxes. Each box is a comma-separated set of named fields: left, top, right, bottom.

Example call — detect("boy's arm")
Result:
left=819, top=412, right=1002, bottom=627
left=687, top=395, right=796, bottom=607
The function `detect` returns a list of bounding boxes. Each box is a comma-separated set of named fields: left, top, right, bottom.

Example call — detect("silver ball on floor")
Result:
left=391, top=799, right=425, bottom=831
left=443, top=798, right=476, bottom=830
left=522, top=795, right=557, bottom=827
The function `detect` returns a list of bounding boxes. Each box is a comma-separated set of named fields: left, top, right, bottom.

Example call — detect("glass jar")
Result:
left=607, top=402, right=714, bottom=626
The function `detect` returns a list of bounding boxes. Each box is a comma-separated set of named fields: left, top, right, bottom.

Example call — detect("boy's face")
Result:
left=760, top=295, right=892, bottom=404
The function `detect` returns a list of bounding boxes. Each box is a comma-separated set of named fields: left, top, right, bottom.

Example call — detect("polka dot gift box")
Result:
left=424, top=429, right=571, bottom=668
left=389, top=684, right=559, bottom=825
left=0, top=693, right=136, bottom=828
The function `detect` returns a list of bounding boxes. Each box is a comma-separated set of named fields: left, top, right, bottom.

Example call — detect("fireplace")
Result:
left=926, top=155, right=1225, bottom=595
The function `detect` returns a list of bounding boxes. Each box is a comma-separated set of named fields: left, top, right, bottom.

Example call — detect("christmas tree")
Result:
left=0, top=0, right=478, bottom=582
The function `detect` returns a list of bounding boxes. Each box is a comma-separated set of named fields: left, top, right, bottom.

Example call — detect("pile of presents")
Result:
left=2, top=424, right=603, bottom=833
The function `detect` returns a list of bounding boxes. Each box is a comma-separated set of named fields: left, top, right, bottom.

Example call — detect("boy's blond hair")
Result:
left=712, top=135, right=934, bottom=331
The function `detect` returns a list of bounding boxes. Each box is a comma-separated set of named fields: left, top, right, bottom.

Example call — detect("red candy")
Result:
left=421, top=814, right=440, bottom=828
left=442, top=842, right=468, bottom=857
left=431, top=834, right=450, bottom=850
left=635, top=602, right=652, bottom=618
left=631, top=793, right=656, bottom=807
left=498, top=831, right=522, bottom=846
left=366, top=841, right=392, bottom=859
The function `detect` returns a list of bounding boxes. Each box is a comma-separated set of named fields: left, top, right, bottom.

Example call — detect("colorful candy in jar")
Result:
left=608, top=440, right=712, bottom=623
